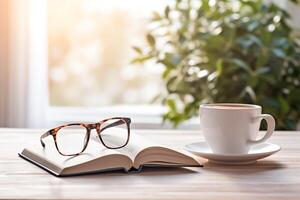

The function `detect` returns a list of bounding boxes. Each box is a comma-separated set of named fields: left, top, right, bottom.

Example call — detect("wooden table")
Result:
left=0, top=128, right=299, bottom=200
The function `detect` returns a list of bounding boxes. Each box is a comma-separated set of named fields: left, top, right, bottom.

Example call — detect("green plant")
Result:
left=132, top=0, right=300, bottom=130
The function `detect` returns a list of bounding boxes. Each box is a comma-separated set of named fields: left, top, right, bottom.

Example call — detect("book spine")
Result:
left=125, top=166, right=143, bottom=173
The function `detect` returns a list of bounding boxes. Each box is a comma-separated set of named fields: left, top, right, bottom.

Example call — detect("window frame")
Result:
left=46, top=105, right=199, bottom=129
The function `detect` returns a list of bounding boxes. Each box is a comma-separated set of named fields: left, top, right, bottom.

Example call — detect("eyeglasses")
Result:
left=40, top=117, right=131, bottom=156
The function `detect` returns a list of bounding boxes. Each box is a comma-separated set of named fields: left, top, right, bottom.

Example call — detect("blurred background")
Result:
left=0, top=0, right=299, bottom=129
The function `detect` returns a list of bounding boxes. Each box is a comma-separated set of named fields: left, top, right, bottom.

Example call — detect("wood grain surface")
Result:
left=0, top=128, right=299, bottom=200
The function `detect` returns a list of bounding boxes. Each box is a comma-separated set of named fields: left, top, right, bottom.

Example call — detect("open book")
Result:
left=19, top=130, right=202, bottom=176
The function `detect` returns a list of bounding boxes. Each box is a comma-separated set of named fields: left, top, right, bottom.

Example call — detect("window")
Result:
left=46, top=0, right=173, bottom=127
left=48, top=0, right=166, bottom=107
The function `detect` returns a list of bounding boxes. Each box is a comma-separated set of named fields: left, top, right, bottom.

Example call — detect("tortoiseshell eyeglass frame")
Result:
left=40, top=117, right=131, bottom=156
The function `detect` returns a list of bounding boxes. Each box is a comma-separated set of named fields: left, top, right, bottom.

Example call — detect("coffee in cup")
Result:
left=200, top=103, right=275, bottom=155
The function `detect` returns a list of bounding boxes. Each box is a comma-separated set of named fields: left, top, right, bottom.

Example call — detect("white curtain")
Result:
left=0, top=0, right=48, bottom=128
left=0, top=0, right=10, bottom=126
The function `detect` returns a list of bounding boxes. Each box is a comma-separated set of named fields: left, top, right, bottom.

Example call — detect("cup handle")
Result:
left=248, top=114, right=275, bottom=145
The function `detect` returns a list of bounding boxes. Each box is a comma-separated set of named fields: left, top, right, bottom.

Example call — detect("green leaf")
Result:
left=150, top=94, right=162, bottom=104
left=216, top=59, right=223, bottom=75
left=247, top=21, right=260, bottom=32
left=229, top=58, right=252, bottom=73
left=130, top=55, right=153, bottom=64
left=289, top=0, right=298, bottom=4
left=272, top=48, right=286, bottom=58
left=205, top=35, right=225, bottom=50
left=166, top=99, right=177, bottom=112
left=245, top=86, right=257, bottom=101
left=256, top=66, right=271, bottom=75
left=151, top=11, right=162, bottom=21
left=263, top=98, right=281, bottom=110
left=241, top=0, right=259, bottom=12
left=166, top=76, right=178, bottom=93
left=132, top=46, right=142, bottom=54
left=255, top=52, right=269, bottom=67
left=248, top=35, right=263, bottom=47
left=165, top=6, right=170, bottom=18
left=274, top=38, right=289, bottom=47
left=288, top=89, right=300, bottom=102
left=146, top=33, right=156, bottom=46
left=162, top=68, right=172, bottom=79
left=201, top=0, right=210, bottom=12
left=279, top=96, right=289, bottom=114
left=237, top=34, right=263, bottom=48
left=159, top=59, right=175, bottom=69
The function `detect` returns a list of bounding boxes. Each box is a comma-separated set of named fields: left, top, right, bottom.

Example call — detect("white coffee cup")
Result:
left=200, top=103, right=275, bottom=155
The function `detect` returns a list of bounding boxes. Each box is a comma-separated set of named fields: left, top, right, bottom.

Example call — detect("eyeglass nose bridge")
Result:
left=85, top=123, right=100, bottom=130
left=87, top=123, right=102, bottom=139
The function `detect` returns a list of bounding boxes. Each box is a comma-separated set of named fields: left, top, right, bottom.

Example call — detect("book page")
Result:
left=91, top=128, right=156, bottom=161
left=93, top=128, right=201, bottom=169
left=133, top=146, right=201, bottom=168
left=21, top=132, right=134, bottom=175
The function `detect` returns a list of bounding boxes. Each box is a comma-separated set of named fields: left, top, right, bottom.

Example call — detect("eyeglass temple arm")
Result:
left=99, top=118, right=131, bottom=134
left=40, top=131, right=51, bottom=148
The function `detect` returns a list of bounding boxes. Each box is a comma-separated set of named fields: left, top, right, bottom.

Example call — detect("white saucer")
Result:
left=185, top=142, right=281, bottom=165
